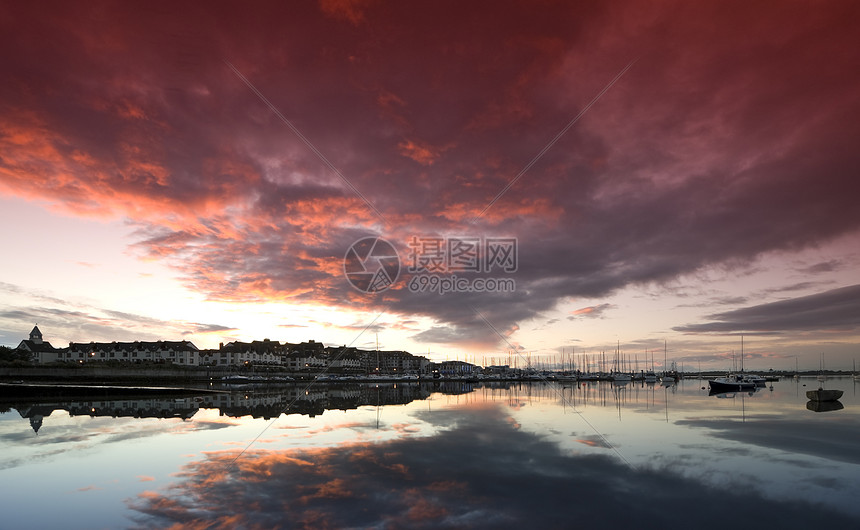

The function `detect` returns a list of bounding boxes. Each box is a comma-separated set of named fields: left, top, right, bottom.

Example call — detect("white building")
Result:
left=62, top=340, right=200, bottom=365
left=15, top=326, right=62, bottom=363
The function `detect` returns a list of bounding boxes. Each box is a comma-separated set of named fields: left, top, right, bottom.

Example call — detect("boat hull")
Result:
left=708, top=379, right=756, bottom=393
left=805, top=389, right=843, bottom=402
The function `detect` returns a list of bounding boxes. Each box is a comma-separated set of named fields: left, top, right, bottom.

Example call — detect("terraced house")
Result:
left=13, top=327, right=429, bottom=374
left=63, top=340, right=201, bottom=365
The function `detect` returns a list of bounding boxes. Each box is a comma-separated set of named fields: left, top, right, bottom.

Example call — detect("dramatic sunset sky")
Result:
left=1, top=1, right=859, bottom=370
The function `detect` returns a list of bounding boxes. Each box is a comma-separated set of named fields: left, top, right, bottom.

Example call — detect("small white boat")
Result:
left=741, top=374, right=767, bottom=387
left=221, top=375, right=252, bottom=383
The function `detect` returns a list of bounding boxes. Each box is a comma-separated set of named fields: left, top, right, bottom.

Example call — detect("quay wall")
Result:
left=0, top=365, right=227, bottom=382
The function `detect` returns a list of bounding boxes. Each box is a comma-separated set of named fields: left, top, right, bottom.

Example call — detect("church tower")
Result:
left=29, top=326, right=43, bottom=345
left=30, top=415, right=43, bottom=434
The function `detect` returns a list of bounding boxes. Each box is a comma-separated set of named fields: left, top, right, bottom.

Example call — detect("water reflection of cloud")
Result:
left=676, top=417, right=860, bottom=465
left=677, top=442, right=754, bottom=457
left=391, top=422, right=422, bottom=435
left=573, top=435, right=612, bottom=449
left=0, top=409, right=244, bottom=472
left=302, top=420, right=378, bottom=435
left=809, top=477, right=845, bottom=491
left=0, top=430, right=95, bottom=444
left=129, top=405, right=857, bottom=528
left=187, top=420, right=240, bottom=431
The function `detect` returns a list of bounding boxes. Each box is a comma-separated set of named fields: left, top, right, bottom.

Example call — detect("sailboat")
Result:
left=853, top=359, right=860, bottom=382
left=660, top=340, right=675, bottom=385
left=709, top=336, right=755, bottom=393
left=807, top=353, right=842, bottom=402
left=709, top=373, right=756, bottom=393
left=611, top=342, right=631, bottom=383
left=643, top=353, right=657, bottom=383
left=641, top=348, right=657, bottom=383
left=367, top=333, right=382, bottom=380
left=815, top=353, right=826, bottom=382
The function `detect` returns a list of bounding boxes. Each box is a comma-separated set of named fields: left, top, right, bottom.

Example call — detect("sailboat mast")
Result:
left=663, top=339, right=667, bottom=375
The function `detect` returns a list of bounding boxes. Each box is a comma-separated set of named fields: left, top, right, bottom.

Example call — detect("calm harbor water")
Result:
left=1, top=377, right=859, bottom=528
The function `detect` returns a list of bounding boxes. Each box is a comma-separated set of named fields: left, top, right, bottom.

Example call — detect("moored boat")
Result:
left=806, top=388, right=843, bottom=402
left=708, top=374, right=756, bottom=393
left=709, top=336, right=758, bottom=393
left=741, top=374, right=767, bottom=387
left=222, top=375, right=252, bottom=383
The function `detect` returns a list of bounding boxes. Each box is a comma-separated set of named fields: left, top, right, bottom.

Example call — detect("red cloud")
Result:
left=2, top=1, right=859, bottom=352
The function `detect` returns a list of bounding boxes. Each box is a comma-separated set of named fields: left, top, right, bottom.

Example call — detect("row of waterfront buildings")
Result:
left=13, top=326, right=481, bottom=375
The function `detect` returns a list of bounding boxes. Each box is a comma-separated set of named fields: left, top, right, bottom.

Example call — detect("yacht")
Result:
left=741, top=374, right=767, bottom=387
left=708, top=374, right=756, bottom=393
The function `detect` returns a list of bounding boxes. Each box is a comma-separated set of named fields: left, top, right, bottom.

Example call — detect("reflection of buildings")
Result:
left=9, top=384, right=434, bottom=431
left=204, top=384, right=434, bottom=419
left=6, top=381, right=691, bottom=434
left=29, top=413, right=43, bottom=434
left=15, top=398, right=200, bottom=432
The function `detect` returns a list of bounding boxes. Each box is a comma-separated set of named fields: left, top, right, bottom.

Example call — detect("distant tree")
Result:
left=0, top=345, right=14, bottom=361
left=0, top=345, right=32, bottom=363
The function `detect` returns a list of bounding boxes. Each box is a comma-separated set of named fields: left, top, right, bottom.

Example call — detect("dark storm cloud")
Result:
left=673, top=284, right=860, bottom=334
left=759, top=282, right=833, bottom=295
left=797, top=260, right=845, bottom=275
left=1, top=1, right=859, bottom=348
left=711, top=296, right=749, bottom=306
